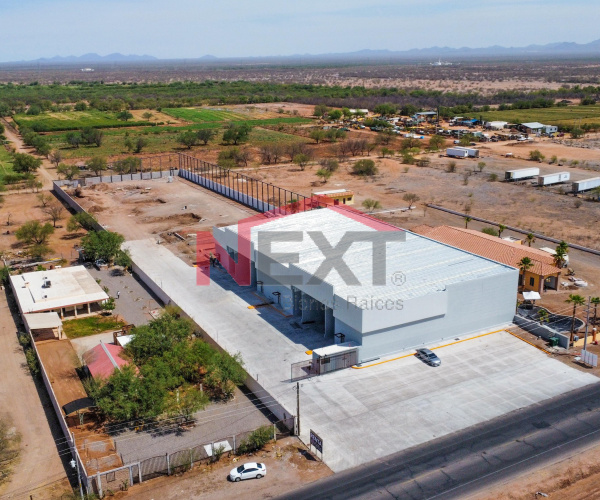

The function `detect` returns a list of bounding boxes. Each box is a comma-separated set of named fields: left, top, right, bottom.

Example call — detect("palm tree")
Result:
left=464, top=216, right=472, bottom=229
left=498, top=224, right=506, bottom=238
left=553, top=241, right=569, bottom=268
left=592, top=297, right=600, bottom=324
left=526, top=233, right=536, bottom=247
left=566, top=294, right=586, bottom=342
left=518, top=257, right=533, bottom=288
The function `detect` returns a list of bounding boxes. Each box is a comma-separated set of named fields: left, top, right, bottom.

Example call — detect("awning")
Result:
left=523, top=291, right=541, bottom=301
left=63, top=397, right=96, bottom=416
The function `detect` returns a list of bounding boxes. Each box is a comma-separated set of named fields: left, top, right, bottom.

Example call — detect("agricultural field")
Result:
left=470, top=104, right=600, bottom=127
left=162, top=107, right=248, bottom=123
left=0, top=146, right=15, bottom=184
left=12, top=109, right=152, bottom=132
left=45, top=124, right=310, bottom=159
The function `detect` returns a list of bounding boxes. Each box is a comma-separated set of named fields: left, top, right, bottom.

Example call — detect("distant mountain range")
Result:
left=8, top=39, right=600, bottom=65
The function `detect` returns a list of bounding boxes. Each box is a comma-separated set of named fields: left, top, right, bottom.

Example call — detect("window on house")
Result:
left=529, top=277, right=535, bottom=287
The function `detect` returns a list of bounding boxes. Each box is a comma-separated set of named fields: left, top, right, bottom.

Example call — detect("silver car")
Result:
left=415, top=348, right=441, bottom=367
left=229, top=462, right=267, bottom=482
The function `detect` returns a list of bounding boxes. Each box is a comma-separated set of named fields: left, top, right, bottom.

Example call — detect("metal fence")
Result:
left=177, top=153, right=330, bottom=213
left=291, top=349, right=358, bottom=381
left=90, top=418, right=294, bottom=489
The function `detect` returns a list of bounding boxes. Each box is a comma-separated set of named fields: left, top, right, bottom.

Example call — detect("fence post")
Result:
left=233, top=434, right=236, bottom=453
left=138, top=462, right=142, bottom=484
left=273, top=423, right=277, bottom=443
left=96, top=472, right=103, bottom=498
left=129, top=465, right=133, bottom=489
left=166, top=452, right=171, bottom=475
left=190, top=449, right=193, bottom=468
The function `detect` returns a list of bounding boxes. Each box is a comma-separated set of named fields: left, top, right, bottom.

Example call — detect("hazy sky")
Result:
left=1, top=0, right=598, bottom=61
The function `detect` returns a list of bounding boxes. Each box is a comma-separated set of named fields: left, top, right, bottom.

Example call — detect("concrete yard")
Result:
left=124, top=239, right=598, bottom=472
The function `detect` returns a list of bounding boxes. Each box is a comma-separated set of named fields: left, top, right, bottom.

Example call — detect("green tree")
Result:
left=12, top=153, right=42, bottom=173
left=56, top=163, right=78, bottom=181
left=318, top=158, right=339, bottom=172
left=327, top=109, right=343, bottom=121
left=114, top=249, right=132, bottom=269
left=74, top=101, right=87, bottom=111
left=102, top=297, right=116, bottom=314
left=15, top=220, right=54, bottom=245
left=566, top=294, right=585, bottom=341
left=67, top=212, right=98, bottom=232
left=113, top=157, right=141, bottom=174
left=362, top=198, right=382, bottom=212
left=498, top=224, right=506, bottom=238
left=374, top=103, right=397, bottom=116
left=380, top=147, right=394, bottom=158
left=222, top=123, right=252, bottom=145
left=428, top=135, right=446, bottom=150
left=313, top=105, right=330, bottom=118
left=403, top=193, right=420, bottom=209
left=81, top=127, right=103, bottom=147
left=134, top=137, right=148, bottom=154
left=48, top=149, right=63, bottom=168
left=477, top=161, right=486, bottom=173
left=87, top=156, right=107, bottom=176
left=178, top=130, right=198, bottom=149
left=293, top=153, right=310, bottom=171
left=308, top=129, right=324, bottom=144
left=142, top=111, right=153, bottom=121
left=352, top=159, right=378, bottom=177
left=316, top=168, right=332, bottom=184
left=117, top=110, right=133, bottom=121
left=66, top=132, right=81, bottom=148
left=81, top=230, right=125, bottom=263
left=196, top=129, right=216, bottom=145
left=464, top=216, right=472, bottom=229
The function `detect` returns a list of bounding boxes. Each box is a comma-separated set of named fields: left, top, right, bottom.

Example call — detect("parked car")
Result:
left=415, top=348, right=441, bottom=367
left=94, top=259, right=108, bottom=270
left=229, top=462, right=266, bottom=482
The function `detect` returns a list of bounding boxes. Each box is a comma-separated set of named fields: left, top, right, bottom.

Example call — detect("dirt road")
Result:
left=0, top=291, right=70, bottom=499
left=1, top=120, right=55, bottom=190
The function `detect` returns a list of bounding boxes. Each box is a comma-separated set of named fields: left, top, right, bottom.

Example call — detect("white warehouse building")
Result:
left=213, top=208, right=518, bottom=361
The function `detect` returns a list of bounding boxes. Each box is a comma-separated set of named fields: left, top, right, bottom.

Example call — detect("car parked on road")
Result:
left=229, top=462, right=267, bottom=482
left=415, top=348, right=441, bottom=367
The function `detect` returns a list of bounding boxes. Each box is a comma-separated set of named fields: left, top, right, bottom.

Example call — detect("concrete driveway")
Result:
left=124, top=239, right=598, bottom=473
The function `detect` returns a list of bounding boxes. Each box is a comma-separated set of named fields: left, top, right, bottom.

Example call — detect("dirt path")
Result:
left=1, top=120, right=55, bottom=190
left=0, top=291, right=70, bottom=498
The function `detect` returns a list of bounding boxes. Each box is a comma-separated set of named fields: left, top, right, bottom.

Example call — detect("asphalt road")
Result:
left=282, top=382, right=600, bottom=500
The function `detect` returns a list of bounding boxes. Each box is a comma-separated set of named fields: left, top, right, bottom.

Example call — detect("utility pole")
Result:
left=583, top=296, right=591, bottom=353
left=296, top=382, right=300, bottom=436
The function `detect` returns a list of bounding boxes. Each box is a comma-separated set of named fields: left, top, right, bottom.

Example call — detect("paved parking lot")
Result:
left=124, top=239, right=599, bottom=473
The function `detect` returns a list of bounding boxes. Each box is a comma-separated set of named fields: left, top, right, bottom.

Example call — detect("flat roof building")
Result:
left=311, top=188, right=354, bottom=205
left=9, top=266, right=109, bottom=319
left=213, top=207, right=518, bottom=360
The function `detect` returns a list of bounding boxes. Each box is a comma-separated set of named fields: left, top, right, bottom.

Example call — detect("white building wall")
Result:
left=335, top=270, right=518, bottom=361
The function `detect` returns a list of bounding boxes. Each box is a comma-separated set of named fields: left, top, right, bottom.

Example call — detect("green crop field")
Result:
left=162, top=108, right=248, bottom=123
left=0, top=146, right=15, bottom=184
left=469, top=105, right=600, bottom=127
left=13, top=110, right=152, bottom=132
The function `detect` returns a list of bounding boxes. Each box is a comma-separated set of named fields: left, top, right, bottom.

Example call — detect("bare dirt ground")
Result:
left=0, top=292, right=71, bottom=499
left=123, top=437, right=332, bottom=500
left=0, top=192, right=84, bottom=263
left=476, top=440, right=600, bottom=500
left=71, top=177, right=254, bottom=262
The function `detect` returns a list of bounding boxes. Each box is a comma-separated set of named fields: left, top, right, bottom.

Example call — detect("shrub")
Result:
left=488, top=173, right=498, bottom=182
left=352, top=159, right=378, bottom=177
left=482, top=227, right=499, bottom=236
left=237, top=426, right=273, bottom=455
left=446, top=161, right=456, bottom=173
left=25, top=349, right=40, bottom=377
left=529, top=150, right=545, bottom=162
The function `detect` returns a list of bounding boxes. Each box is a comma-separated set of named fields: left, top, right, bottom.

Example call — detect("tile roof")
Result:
left=413, top=226, right=561, bottom=276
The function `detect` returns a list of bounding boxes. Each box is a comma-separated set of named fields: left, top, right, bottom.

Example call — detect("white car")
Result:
left=229, top=462, right=267, bottom=482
